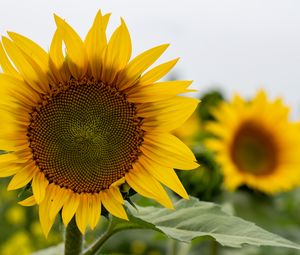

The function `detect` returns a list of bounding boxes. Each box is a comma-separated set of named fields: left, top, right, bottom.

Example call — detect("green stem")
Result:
left=167, top=239, right=178, bottom=255
left=210, top=240, right=218, bottom=255
left=64, top=217, right=83, bottom=255
left=83, top=217, right=142, bottom=255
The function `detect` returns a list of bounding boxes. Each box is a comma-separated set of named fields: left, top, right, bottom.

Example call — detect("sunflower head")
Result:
left=0, top=11, right=198, bottom=236
left=206, top=90, right=300, bottom=194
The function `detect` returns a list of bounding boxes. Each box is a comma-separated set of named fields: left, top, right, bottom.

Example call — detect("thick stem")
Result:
left=64, top=217, right=83, bottom=255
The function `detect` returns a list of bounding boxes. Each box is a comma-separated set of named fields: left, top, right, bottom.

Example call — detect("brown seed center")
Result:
left=27, top=79, right=144, bottom=193
left=230, top=122, right=278, bottom=175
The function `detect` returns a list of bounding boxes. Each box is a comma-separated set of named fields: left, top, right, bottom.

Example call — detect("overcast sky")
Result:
left=1, top=0, right=300, bottom=116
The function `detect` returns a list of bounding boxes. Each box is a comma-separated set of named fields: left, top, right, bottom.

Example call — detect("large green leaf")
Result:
left=126, top=197, right=300, bottom=249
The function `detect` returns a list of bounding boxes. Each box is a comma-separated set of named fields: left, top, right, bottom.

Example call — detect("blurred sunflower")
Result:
left=0, top=11, right=198, bottom=236
left=206, top=91, right=300, bottom=194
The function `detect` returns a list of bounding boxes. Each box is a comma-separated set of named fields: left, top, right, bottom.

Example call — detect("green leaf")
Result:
left=126, top=197, right=300, bottom=249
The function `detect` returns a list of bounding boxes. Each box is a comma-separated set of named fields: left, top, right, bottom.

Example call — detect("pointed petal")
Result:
left=0, top=42, right=20, bottom=78
left=126, top=163, right=174, bottom=209
left=0, top=153, right=21, bottom=177
left=127, top=81, right=192, bottom=103
left=0, top=153, right=19, bottom=164
left=18, top=195, right=36, bottom=206
left=39, top=188, right=56, bottom=237
left=102, top=18, right=131, bottom=83
left=8, top=162, right=37, bottom=190
left=88, top=194, right=101, bottom=230
left=139, top=156, right=188, bottom=199
left=32, top=171, right=49, bottom=204
left=144, top=133, right=196, bottom=161
left=137, top=97, right=199, bottom=131
left=140, top=144, right=199, bottom=170
left=0, top=163, right=20, bottom=177
left=84, top=11, right=110, bottom=80
left=49, top=29, right=70, bottom=83
left=109, top=186, right=124, bottom=204
left=117, top=44, right=169, bottom=90
left=8, top=32, right=49, bottom=75
left=75, top=193, right=89, bottom=233
left=62, top=191, right=80, bottom=226
left=139, top=58, right=179, bottom=85
left=54, top=15, right=88, bottom=79
left=100, top=190, right=128, bottom=220
left=2, top=36, right=49, bottom=93
left=0, top=73, right=40, bottom=106
left=49, top=186, right=69, bottom=221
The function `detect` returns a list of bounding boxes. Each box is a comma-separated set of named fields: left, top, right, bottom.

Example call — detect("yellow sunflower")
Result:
left=0, top=11, right=199, bottom=236
left=206, top=91, right=300, bottom=194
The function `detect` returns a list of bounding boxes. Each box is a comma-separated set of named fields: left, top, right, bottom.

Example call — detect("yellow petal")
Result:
left=0, top=42, right=20, bottom=78
left=18, top=195, right=36, bottom=206
left=75, top=193, right=89, bottom=233
left=139, top=155, right=189, bottom=199
left=111, top=177, right=126, bottom=187
left=49, top=29, right=70, bottom=83
left=0, top=163, right=20, bottom=177
left=54, top=14, right=88, bottom=80
left=100, top=190, right=128, bottom=220
left=140, top=145, right=199, bottom=170
left=8, top=162, right=37, bottom=190
left=126, top=163, right=174, bottom=209
left=144, top=133, right=196, bottom=161
left=127, top=80, right=192, bottom=103
left=0, top=153, right=22, bottom=177
left=62, top=191, right=80, bottom=226
left=117, top=44, right=169, bottom=90
left=0, top=152, right=19, bottom=164
left=206, top=122, right=229, bottom=139
left=49, top=186, right=69, bottom=221
left=109, top=186, right=124, bottom=204
left=137, top=97, right=199, bottom=131
left=204, top=139, right=224, bottom=152
left=102, top=18, right=132, bottom=84
left=8, top=32, right=49, bottom=75
left=0, top=74, right=40, bottom=108
left=139, top=58, right=179, bottom=85
left=88, top=194, right=101, bottom=230
left=32, top=171, right=49, bottom=204
left=84, top=11, right=110, bottom=80
left=2, top=36, right=49, bottom=93
left=39, top=188, right=56, bottom=237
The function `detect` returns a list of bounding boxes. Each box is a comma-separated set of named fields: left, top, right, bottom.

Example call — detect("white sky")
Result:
left=1, top=0, right=300, bottom=116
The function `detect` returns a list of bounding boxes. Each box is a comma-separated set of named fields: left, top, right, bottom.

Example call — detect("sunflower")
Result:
left=0, top=11, right=199, bottom=236
left=206, top=91, right=300, bottom=194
